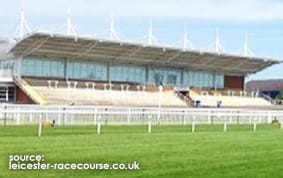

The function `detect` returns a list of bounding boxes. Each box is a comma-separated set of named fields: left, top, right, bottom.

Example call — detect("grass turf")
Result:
left=0, top=124, right=283, bottom=178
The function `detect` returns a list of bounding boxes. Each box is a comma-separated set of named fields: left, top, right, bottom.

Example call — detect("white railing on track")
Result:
left=0, top=104, right=282, bottom=126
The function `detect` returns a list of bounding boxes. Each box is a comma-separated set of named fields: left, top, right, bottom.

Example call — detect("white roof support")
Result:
left=166, top=51, right=182, bottom=62
left=66, top=6, right=77, bottom=36
left=183, top=24, right=193, bottom=51
left=15, top=0, right=31, bottom=40
left=147, top=17, right=158, bottom=45
left=22, top=37, right=50, bottom=57
left=243, top=32, right=255, bottom=57
left=75, top=41, right=99, bottom=59
left=109, top=12, right=120, bottom=41
left=215, top=28, right=224, bottom=54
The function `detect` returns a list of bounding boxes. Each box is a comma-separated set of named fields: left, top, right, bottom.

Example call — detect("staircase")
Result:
left=14, top=77, right=47, bottom=104
left=175, top=91, right=194, bottom=107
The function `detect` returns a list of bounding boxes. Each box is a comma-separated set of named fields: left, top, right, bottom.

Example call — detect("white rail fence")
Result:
left=1, top=105, right=283, bottom=126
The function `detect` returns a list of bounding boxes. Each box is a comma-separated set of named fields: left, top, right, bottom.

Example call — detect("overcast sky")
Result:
left=1, top=0, right=283, bottom=81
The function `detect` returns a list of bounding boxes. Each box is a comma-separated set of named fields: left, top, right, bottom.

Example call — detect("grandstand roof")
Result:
left=10, top=32, right=279, bottom=75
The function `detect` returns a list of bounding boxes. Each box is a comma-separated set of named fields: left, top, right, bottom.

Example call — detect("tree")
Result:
left=275, top=90, right=283, bottom=103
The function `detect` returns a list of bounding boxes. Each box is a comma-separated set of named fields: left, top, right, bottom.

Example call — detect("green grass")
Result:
left=0, top=124, right=283, bottom=178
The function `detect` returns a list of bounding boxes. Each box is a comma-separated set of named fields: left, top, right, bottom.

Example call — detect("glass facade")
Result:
left=183, top=71, right=224, bottom=88
left=68, top=60, right=107, bottom=81
left=110, top=64, right=146, bottom=83
left=22, top=58, right=64, bottom=78
left=148, top=67, right=182, bottom=86
left=21, top=57, right=225, bottom=89
left=0, top=60, right=14, bottom=70
left=214, top=74, right=224, bottom=89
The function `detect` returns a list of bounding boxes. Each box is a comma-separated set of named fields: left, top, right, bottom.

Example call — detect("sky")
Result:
left=0, top=0, right=283, bottom=81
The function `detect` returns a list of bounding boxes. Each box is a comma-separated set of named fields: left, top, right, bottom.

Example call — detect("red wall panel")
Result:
left=224, top=75, right=244, bottom=90
left=15, top=86, right=35, bottom=104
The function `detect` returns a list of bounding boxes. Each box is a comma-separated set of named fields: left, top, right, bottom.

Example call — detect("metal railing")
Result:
left=260, top=92, right=275, bottom=105
left=0, top=104, right=282, bottom=126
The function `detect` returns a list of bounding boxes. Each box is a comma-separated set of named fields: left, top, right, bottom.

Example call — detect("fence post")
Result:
left=29, top=113, right=33, bottom=124
left=63, top=107, right=66, bottom=126
left=224, top=119, right=227, bottom=132
left=258, top=115, right=261, bottom=124
left=229, top=111, right=232, bottom=124
left=94, top=108, right=97, bottom=126
left=127, top=108, right=130, bottom=125
left=16, top=107, right=20, bottom=125
left=38, top=114, right=42, bottom=137
left=280, top=118, right=283, bottom=129
left=104, top=108, right=108, bottom=126
left=3, top=105, right=7, bottom=126
left=148, top=116, right=151, bottom=134
left=57, top=107, right=61, bottom=126
left=253, top=117, right=257, bottom=132
left=237, top=111, right=240, bottom=125
left=183, top=111, right=186, bottom=125
left=267, top=111, right=272, bottom=123
left=97, top=115, right=101, bottom=135
left=207, top=110, right=211, bottom=124
left=192, top=116, right=196, bottom=133
left=210, top=111, right=214, bottom=125
left=46, top=113, right=49, bottom=122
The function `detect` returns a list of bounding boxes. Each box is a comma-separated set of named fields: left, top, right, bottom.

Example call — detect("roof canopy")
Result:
left=10, top=32, right=279, bottom=75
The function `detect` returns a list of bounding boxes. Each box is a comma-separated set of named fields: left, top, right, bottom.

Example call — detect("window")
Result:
left=153, top=73, right=164, bottom=85
left=167, top=74, right=177, bottom=85
left=110, top=64, right=146, bottom=83
left=22, top=58, right=64, bottom=78
left=148, top=67, right=181, bottom=86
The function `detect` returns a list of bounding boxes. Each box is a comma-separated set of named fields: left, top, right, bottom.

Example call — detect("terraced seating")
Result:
left=189, top=89, right=271, bottom=107
left=16, top=78, right=187, bottom=107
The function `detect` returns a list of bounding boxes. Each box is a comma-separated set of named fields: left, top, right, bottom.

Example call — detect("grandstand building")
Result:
left=0, top=32, right=278, bottom=108
left=246, top=79, right=283, bottom=100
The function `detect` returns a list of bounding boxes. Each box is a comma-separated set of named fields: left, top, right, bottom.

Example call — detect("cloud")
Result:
left=1, top=0, right=283, bottom=20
